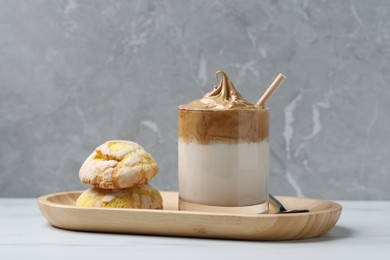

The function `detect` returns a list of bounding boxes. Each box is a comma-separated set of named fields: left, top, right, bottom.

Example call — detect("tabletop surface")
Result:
left=1, top=198, right=389, bottom=260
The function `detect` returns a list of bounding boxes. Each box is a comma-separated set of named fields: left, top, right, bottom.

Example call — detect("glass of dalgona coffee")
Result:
left=178, top=71, right=269, bottom=214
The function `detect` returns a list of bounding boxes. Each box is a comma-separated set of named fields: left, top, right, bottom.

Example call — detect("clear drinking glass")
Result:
left=178, top=108, right=269, bottom=214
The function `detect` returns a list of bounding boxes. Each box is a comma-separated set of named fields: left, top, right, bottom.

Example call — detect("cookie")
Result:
left=76, top=183, right=163, bottom=209
left=79, top=140, right=158, bottom=189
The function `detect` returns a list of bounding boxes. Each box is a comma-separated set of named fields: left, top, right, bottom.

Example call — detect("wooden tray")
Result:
left=37, top=191, right=342, bottom=241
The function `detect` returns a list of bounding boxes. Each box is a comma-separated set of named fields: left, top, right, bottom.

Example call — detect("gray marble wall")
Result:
left=1, top=0, right=389, bottom=199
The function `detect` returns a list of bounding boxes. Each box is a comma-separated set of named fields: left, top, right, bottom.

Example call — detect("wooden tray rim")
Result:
left=38, top=190, right=342, bottom=218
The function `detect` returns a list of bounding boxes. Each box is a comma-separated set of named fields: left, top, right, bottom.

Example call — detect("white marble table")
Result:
left=1, top=199, right=389, bottom=260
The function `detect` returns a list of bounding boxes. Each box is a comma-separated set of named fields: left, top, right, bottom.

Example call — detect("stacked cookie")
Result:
left=76, top=140, right=163, bottom=209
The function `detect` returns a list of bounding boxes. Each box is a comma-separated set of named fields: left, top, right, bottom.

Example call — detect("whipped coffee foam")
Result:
left=179, top=70, right=259, bottom=111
